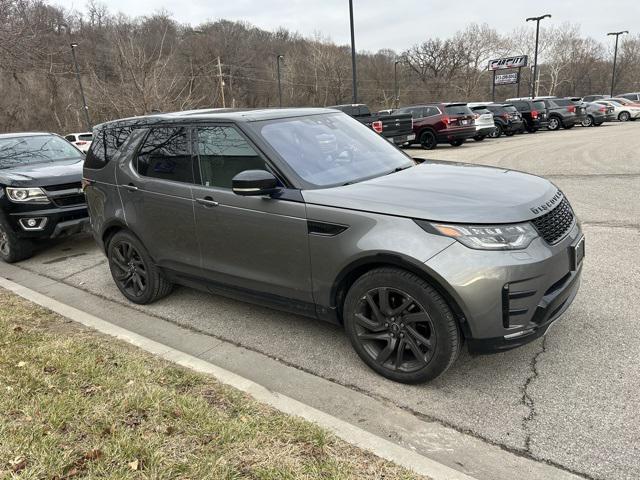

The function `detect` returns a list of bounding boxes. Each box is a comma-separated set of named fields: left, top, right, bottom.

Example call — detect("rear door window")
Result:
left=425, top=106, right=440, bottom=117
left=136, top=127, right=193, bottom=184
left=194, top=126, right=269, bottom=189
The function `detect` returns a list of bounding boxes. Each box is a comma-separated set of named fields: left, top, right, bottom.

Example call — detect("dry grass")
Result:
left=0, top=289, right=425, bottom=479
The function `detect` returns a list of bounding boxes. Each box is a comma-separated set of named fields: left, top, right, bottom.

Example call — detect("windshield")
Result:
left=252, top=113, right=414, bottom=188
left=0, top=135, right=82, bottom=169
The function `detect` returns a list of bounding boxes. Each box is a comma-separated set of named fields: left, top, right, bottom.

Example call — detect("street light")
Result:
left=349, top=0, right=357, bottom=104
left=526, top=14, right=551, bottom=99
left=394, top=60, right=401, bottom=109
left=61, top=24, right=91, bottom=131
left=607, top=30, right=629, bottom=97
left=276, top=54, right=284, bottom=107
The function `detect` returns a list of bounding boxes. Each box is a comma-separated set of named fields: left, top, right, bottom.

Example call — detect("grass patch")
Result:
left=0, top=289, right=425, bottom=479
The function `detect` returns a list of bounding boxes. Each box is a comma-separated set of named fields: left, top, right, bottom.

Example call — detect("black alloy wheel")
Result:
left=343, top=268, right=460, bottom=383
left=111, top=240, right=148, bottom=298
left=353, top=287, right=436, bottom=373
left=107, top=230, right=173, bottom=304
left=419, top=130, right=437, bottom=150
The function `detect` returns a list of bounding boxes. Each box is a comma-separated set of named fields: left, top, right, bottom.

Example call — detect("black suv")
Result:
left=510, top=99, right=548, bottom=133
left=485, top=104, right=524, bottom=138
left=0, top=132, right=88, bottom=262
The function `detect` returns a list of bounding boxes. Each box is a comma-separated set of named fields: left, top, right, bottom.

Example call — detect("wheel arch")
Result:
left=331, top=253, right=471, bottom=339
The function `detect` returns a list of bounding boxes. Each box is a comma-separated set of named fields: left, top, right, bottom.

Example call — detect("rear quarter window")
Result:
left=84, top=126, right=135, bottom=170
left=551, top=99, right=571, bottom=107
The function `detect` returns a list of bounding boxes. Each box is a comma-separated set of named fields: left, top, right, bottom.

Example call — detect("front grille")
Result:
left=531, top=195, right=575, bottom=244
left=43, top=182, right=85, bottom=207
left=44, top=182, right=82, bottom=192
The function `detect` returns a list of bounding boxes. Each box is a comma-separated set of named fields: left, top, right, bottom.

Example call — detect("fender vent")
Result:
left=307, top=221, right=348, bottom=237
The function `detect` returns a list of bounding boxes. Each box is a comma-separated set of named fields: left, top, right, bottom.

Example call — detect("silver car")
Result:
left=469, top=105, right=496, bottom=141
left=83, top=109, right=584, bottom=383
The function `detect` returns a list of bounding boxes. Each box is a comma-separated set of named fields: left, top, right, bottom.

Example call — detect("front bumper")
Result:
left=8, top=205, right=89, bottom=240
left=425, top=222, right=583, bottom=353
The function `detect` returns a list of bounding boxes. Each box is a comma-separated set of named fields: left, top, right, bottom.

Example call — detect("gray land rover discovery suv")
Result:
left=83, top=108, right=584, bottom=383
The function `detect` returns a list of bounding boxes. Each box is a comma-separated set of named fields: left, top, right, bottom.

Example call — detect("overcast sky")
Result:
left=52, top=0, right=638, bottom=52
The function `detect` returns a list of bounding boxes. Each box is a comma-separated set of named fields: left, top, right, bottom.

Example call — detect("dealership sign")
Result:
left=494, top=72, right=519, bottom=85
left=488, top=55, right=528, bottom=71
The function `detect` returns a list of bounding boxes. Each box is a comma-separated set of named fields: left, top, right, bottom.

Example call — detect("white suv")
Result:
left=64, top=132, right=93, bottom=153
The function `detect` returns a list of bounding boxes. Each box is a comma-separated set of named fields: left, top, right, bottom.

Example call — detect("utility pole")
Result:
left=69, top=43, right=92, bottom=131
left=394, top=60, right=401, bottom=109
left=608, top=31, right=629, bottom=97
left=276, top=54, right=284, bottom=107
left=526, top=14, right=551, bottom=99
left=349, top=0, right=357, bottom=104
left=217, top=56, right=226, bottom=108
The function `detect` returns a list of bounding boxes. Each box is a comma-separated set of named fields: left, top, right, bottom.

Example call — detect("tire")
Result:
left=449, top=139, right=464, bottom=147
left=505, top=131, right=515, bottom=137
left=419, top=130, right=437, bottom=150
left=0, top=219, right=33, bottom=263
left=619, top=111, right=631, bottom=122
left=581, top=115, right=594, bottom=127
left=594, top=122, right=603, bottom=126
left=488, top=124, right=502, bottom=138
left=564, top=124, right=575, bottom=130
left=526, top=127, right=538, bottom=133
left=107, top=230, right=173, bottom=304
left=547, top=116, right=561, bottom=131
left=473, top=135, right=485, bottom=142
left=343, top=267, right=461, bottom=384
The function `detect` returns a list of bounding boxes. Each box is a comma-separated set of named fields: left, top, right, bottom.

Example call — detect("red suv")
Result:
left=395, top=103, right=476, bottom=150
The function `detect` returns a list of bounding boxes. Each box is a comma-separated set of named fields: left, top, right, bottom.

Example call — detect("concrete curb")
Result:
left=0, top=276, right=479, bottom=480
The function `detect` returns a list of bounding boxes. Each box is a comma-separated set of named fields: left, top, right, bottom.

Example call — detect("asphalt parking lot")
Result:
left=9, top=122, right=640, bottom=480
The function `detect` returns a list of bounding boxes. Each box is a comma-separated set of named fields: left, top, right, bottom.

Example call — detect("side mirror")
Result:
left=232, top=170, right=280, bottom=196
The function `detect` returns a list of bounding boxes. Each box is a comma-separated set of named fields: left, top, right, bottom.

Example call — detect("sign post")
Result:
left=488, top=55, right=528, bottom=101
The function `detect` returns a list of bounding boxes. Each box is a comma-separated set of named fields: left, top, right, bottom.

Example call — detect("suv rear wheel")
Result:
left=449, top=139, right=464, bottom=147
left=581, top=115, right=594, bottom=127
left=0, top=220, right=33, bottom=263
left=107, top=230, right=173, bottom=304
left=419, top=130, right=437, bottom=150
left=343, top=268, right=461, bottom=384
left=488, top=124, right=502, bottom=138
left=618, top=111, right=630, bottom=122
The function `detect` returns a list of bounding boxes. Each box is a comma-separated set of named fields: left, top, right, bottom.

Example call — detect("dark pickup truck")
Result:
left=329, top=104, right=415, bottom=146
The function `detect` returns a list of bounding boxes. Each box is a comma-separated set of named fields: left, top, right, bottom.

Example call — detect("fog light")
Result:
left=19, top=217, right=47, bottom=231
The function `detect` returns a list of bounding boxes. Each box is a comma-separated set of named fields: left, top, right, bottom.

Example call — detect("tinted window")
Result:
left=78, top=134, right=92, bottom=141
left=552, top=99, right=571, bottom=107
left=254, top=113, right=413, bottom=188
left=471, top=107, right=490, bottom=115
left=85, top=126, right=135, bottom=169
left=137, top=127, right=192, bottom=183
left=195, top=126, right=268, bottom=189
left=0, top=135, right=83, bottom=169
left=533, top=101, right=546, bottom=110
left=503, top=106, right=518, bottom=113
left=444, top=105, right=472, bottom=115
left=65, top=135, right=76, bottom=141
left=425, top=106, right=440, bottom=117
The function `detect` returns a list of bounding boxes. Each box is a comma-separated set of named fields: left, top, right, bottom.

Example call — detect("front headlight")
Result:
left=416, top=220, right=538, bottom=250
left=5, top=187, right=50, bottom=204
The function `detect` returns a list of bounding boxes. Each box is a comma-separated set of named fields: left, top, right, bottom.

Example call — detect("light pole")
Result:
left=61, top=24, right=92, bottom=131
left=276, top=54, right=284, bottom=107
left=608, top=31, right=629, bottom=97
left=526, top=14, right=551, bottom=99
left=394, top=60, right=401, bottom=109
left=349, top=0, right=357, bottom=104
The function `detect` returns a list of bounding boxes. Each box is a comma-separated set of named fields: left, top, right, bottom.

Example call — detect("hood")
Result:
left=0, top=159, right=84, bottom=187
left=302, top=161, right=559, bottom=224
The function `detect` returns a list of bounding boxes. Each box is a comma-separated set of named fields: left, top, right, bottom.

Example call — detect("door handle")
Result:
left=196, top=197, right=219, bottom=207
left=124, top=184, right=139, bottom=192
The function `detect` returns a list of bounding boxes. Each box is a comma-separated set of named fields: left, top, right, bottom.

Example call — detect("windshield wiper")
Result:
left=386, top=165, right=412, bottom=175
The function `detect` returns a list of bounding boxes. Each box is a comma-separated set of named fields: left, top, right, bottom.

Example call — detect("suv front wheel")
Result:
left=107, top=230, right=173, bottom=304
left=547, top=116, right=561, bottom=130
left=343, top=267, right=461, bottom=384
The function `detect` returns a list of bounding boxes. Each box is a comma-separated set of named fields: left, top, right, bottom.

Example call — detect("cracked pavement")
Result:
left=10, top=122, right=640, bottom=479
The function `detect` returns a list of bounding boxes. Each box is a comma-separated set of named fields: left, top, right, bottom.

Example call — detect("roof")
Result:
left=96, top=108, right=337, bottom=129
left=0, top=132, right=54, bottom=139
